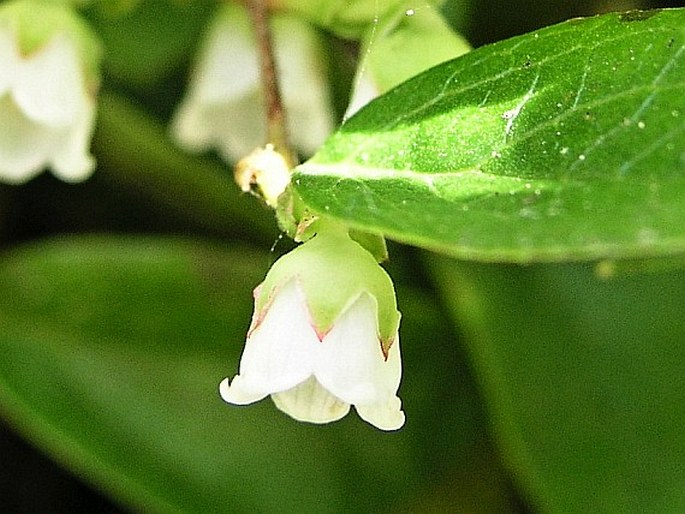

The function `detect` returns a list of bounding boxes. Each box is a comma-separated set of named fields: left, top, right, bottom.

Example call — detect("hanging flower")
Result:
left=220, top=227, right=404, bottom=431
left=0, top=0, right=101, bottom=184
left=171, top=3, right=334, bottom=163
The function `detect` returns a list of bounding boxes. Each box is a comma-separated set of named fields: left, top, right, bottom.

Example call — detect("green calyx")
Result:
left=257, top=225, right=400, bottom=344
left=0, top=0, right=102, bottom=88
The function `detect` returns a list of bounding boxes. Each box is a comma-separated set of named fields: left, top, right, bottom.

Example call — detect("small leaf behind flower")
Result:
left=295, top=9, right=685, bottom=262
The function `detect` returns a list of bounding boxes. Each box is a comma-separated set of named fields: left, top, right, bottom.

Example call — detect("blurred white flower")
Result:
left=344, top=5, right=471, bottom=120
left=171, top=3, right=334, bottom=163
left=0, top=27, right=96, bottom=184
left=220, top=229, right=404, bottom=431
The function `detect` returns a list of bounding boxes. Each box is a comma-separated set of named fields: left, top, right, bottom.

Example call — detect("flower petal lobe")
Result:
left=272, top=376, right=350, bottom=424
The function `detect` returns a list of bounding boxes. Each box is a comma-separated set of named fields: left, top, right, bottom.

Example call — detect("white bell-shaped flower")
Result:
left=220, top=228, right=404, bottom=430
left=0, top=2, right=100, bottom=184
left=171, top=3, right=334, bottom=163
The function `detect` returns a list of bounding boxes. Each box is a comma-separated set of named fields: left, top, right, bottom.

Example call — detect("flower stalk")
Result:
left=244, top=0, right=296, bottom=168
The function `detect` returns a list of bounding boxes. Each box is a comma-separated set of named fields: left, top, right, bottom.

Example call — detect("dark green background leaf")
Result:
left=294, top=9, right=685, bottom=262
left=0, top=236, right=519, bottom=513
left=93, top=91, right=277, bottom=244
left=428, top=255, right=685, bottom=512
left=84, top=0, right=214, bottom=90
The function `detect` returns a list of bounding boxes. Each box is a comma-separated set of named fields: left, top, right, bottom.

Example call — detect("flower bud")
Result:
left=220, top=227, right=404, bottom=430
left=0, top=0, right=101, bottom=183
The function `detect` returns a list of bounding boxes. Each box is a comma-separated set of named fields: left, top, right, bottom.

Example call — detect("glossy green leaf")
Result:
left=294, top=9, right=685, bottom=262
left=428, top=255, right=685, bottom=512
left=0, top=236, right=519, bottom=513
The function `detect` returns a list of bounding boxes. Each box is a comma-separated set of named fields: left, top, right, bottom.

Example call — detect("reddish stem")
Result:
left=245, top=0, right=296, bottom=167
